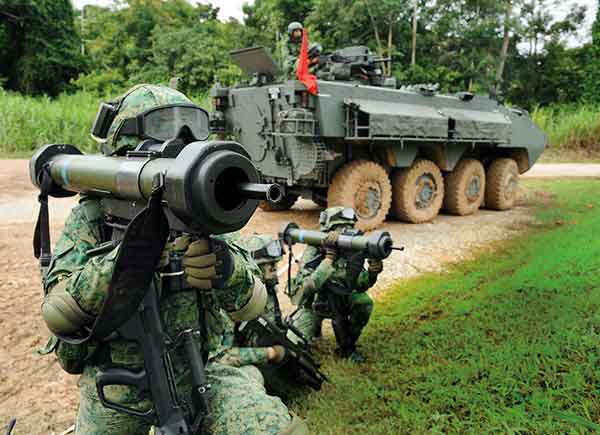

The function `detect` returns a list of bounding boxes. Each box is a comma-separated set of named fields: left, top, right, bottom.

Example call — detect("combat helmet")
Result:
left=319, top=207, right=357, bottom=231
left=92, top=84, right=203, bottom=155
left=308, top=42, right=323, bottom=58
left=243, top=234, right=285, bottom=264
left=287, top=21, right=303, bottom=39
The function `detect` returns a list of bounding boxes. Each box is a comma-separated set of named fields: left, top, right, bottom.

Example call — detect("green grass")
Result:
left=0, top=89, right=99, bottom=155
left=532, top=105, right=600, bottom=154
left=0, top=89, right=210, bottom=157
left=292, top=179, right=600, bottom=434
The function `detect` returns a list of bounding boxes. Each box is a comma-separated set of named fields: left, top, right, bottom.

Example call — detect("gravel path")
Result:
left=522, top=163, right=600, bottom=178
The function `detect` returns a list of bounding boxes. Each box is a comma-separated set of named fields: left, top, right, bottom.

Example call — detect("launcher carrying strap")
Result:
left=58, top=174, right=170, bottom=345
left=33, top=165, right=55, bottom=279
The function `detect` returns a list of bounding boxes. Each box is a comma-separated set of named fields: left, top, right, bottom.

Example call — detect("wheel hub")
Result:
left=465, top=175, right=482, bottom=202
left=415, top=173, right=437, bottom=209
left=355, top=181, right=381, bottom=219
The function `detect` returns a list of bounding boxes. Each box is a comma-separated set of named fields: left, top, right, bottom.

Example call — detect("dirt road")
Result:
left=0, top=159, right=595, bottom=433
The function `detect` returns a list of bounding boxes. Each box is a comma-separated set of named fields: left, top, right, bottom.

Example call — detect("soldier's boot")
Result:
left=279, top=413, right=309, bottom=435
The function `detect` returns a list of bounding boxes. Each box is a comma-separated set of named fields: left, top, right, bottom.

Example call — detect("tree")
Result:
left=584, top=1, right=600, bottom=103
left=0, top=0, right=85, bottom=95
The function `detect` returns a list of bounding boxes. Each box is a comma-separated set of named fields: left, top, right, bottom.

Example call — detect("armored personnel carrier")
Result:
left=210, top=46, right=546, bottom=230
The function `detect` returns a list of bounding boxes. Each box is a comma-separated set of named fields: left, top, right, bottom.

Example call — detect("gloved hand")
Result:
left=176, top=236, right=219, bottom=289
left=368, top=259, right=383, bottom=274
left=324, top=248, right=337, bottom=264
left=267, top=345, right=286, bottom=364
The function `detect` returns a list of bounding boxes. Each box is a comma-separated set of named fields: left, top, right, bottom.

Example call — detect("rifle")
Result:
left=30, top=138, right=282, bottom=435
left=237, top=316, right=328, bottom=392
left=280, top=222, right=401, bottom=356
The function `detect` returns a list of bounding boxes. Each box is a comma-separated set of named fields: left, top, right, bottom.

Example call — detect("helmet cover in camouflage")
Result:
left=105, top=84, right=191, bottom=152
left=242, top=234, right=284, bottom=264
left=287, top=21, right=303, bottom=38
left=319, top=207, right=357, bottom=231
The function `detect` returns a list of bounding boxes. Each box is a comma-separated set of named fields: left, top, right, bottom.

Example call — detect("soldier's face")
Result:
left=292, top=29, right=302, bottom=41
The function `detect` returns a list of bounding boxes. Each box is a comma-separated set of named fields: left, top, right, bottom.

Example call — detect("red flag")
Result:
left=296, top=29, right=319, bottom=95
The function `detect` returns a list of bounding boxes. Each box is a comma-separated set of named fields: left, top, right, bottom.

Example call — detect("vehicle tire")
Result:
left=258, top=194, right=299, bottom=212
left=485, top=158, right=519, bottom=210
left=391, top=159, right=444, bottom=223
left=327, top=160, right=392, bottom=231
left=443, top=158, right=486, bottom=216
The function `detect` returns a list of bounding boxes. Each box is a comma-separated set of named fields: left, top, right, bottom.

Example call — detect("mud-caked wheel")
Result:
left=391, top=159, right=444, bottom=223
left=258, top=193, right=299, bottom=212
left=443, top=158, right=486, bottom=216
left=485, top=158, right=519, bottom=210
left=327, top=160, right=392, bottom=231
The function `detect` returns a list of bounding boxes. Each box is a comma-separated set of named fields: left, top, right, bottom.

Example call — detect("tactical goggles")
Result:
left=92, top=103, right=210, bottom=143
left=251, top=239, right=285, bottom=260
left=319, top=208, right=357, bottom=226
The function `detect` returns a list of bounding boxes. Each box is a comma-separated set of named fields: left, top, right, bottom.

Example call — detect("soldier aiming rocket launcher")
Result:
left=279, top=222, right=399, bottom=262
left=280, top=217, right=402, bottom=358
left=29, top=105, right=283, bottom=435
left=279, top=218, right=400, bottom=291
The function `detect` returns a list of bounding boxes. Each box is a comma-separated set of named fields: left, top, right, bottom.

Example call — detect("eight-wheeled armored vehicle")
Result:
left=210, top=46, right=546, bottom=230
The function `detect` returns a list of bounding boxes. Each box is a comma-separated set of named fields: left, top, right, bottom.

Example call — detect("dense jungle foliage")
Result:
left=1, top=0, right=598, bottom=107
left=0, top=0, right=599, bottom=155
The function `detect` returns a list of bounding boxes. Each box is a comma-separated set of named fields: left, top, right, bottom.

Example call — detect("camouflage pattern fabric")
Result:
left=76, top=363, right=291, bottom=435
left=289, top=245, right=375, bottom=344
left=283, top=41, right=301, bottom=79
left=43, top=196, right=296, bottom=434
left=106, top=84, right=191, bottom=151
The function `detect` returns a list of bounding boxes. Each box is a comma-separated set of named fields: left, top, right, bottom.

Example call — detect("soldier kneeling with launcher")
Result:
left=288, top=207, right=385, bottom=363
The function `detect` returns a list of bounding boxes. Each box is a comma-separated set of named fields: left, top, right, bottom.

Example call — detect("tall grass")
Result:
left=0, top=89, right=99, bottom=154
left=1, top=87, right=599, bottom=158
left=0, top=89, right=210, bottom=156
left=532, top=104, right=600, bottom=151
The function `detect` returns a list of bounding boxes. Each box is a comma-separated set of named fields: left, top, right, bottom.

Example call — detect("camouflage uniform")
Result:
left=283, top=22, right=303, bottom=79
left=40, top=85, right=308, bottom=435
left=240, top=234, right=284, bottom=325
left=288, top=208, right=382, bottom=362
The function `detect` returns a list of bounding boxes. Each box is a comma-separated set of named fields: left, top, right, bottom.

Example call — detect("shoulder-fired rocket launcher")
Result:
left=30, top=140, right=282, bottom=235
left=29, top=139, right=283, bottom=435
left=279, top=222, right=400, bottom=260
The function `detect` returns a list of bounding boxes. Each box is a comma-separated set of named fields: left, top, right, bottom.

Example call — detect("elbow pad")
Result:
left=41, top=286, right=94, bottom=335
left=228, top=278, right=268, bottom=322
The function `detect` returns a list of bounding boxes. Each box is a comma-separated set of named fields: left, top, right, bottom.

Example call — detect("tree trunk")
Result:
left=364, top=0, right=384, bottom=59
left=386, top=21, right=393, bottom=75
left=411, top=0, right=417, bottom=66
left=495, top=4, right=511, bottom=96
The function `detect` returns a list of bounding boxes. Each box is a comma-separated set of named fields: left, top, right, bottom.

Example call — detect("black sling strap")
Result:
left=33, top=165, right=55, bottom=279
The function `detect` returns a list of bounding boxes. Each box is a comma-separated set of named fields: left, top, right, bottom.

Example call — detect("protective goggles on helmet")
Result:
left=251, top=239, right=285, bottom=260
left=92, top=103, right=210, bottom=143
